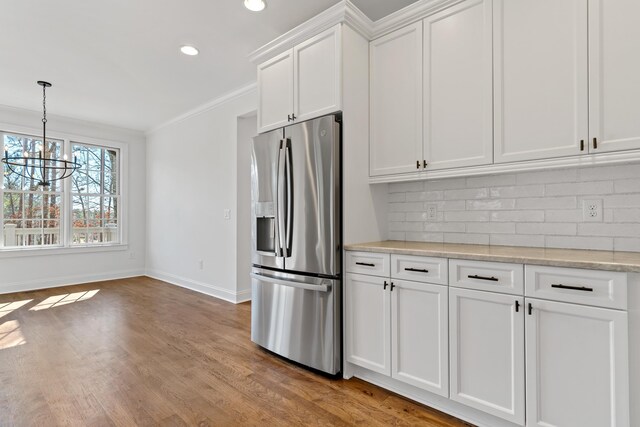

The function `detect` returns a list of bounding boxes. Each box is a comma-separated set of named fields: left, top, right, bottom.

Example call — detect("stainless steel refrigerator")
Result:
left=250, top=114, right=341, bottom=375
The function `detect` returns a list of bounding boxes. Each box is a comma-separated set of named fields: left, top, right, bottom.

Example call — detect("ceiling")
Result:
left=0, top=0, right=417, bottom=132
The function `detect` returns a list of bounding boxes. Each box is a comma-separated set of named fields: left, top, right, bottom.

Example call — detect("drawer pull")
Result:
left=551, top=284, right=594, bottom=292
left=355, top=262, right=375, bottom=267
left=468, top=274, right=499, bottom=282
left=405, top=267, right=429, bottom=273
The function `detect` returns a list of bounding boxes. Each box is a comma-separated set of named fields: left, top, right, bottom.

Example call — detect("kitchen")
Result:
left=1, top=0, right=639, bottom=426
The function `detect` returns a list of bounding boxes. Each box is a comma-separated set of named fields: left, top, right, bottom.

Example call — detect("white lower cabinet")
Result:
left=525, top=298, right=629, bottom=427
left=345, top=273, right=390, bottom=375
left=345, top=252, right=632, bottom=427
left=346, top=271, right=449, bottom=396
left=392, top=280, right=448, bottom=396
left=449, top=287, right=525, bottom=425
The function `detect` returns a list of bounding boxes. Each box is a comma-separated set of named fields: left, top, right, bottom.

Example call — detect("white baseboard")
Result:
left=145, top=269, right=251, bottom=304
left=0, top=268, right=146, bottom=295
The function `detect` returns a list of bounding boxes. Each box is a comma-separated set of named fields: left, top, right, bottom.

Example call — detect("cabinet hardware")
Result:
left=551, top=284, right=594, bottom=292
left=390, top=282, right=395, bottom=292
left=423, top=160, right=427, bottom=168
left=593, top=137, right=598, bottom=149
left=355, top=262, right=375, bottom=267
left=468, top=274, right=499, bottom=282
left=404, top=267, right=429, bottom=273
left=291, top=113, right=296, bottom=120
left=528, top=303, right=533, bottom=315
left=580, top=140, right=585, bottom=151
left=515, top=300, right=520, bottom=312
left=287, top=114, right=292, bottom=122
left=383, top=281, right=388, bottom=290
left=416, top=160, right=420, bottom=169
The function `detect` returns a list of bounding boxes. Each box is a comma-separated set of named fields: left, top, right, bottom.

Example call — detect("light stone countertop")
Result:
left=344, top=241, right=640, bottom=273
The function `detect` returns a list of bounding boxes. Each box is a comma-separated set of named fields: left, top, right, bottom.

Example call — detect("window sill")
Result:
left=0, top=243, right=129, bottom=259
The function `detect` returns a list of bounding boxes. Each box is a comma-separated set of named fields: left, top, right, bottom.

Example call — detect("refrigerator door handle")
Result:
left=276, top=140, right=287, bottom=257
left=284, top=138, right=293, bottom=257
left=250, top=272, right=331, bottom=292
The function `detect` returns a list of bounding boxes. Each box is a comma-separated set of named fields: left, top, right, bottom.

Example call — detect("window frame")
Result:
left=0, top=122, right=128, bottom=255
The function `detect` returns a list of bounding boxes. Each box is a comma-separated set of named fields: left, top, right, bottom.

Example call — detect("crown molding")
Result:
left=248, top=1, right=373, bottom=64
left=371, top=0, right=464, bottom=39
left=146, top=82, right=257, bottom=136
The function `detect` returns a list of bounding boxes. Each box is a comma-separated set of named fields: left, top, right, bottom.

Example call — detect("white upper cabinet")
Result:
left=493, top=0, right=589, bottom=163
left=526, top=299, right=629, bottom=427
left=588, top=0, right=640, bottom=153
left=370, top=22, right=423, bottom=176
left=423, top=0, right=493, bottom=170
left=257, top=25, right=342, bottom=134
left=257, top=50, right=294, bottom=133
left=293, top=26, right=342, bottom=124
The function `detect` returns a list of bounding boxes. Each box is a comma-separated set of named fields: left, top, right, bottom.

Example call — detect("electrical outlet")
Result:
left=582, top=199, right=603, bottom=222
left=129, top=252, right=135, bottom=260
left=426, top=204, right=438, bottom=221
left=224, top=209, right=231, bottom=220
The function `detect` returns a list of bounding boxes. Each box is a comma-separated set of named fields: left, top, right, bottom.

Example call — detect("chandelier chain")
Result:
left=42, top=84, right=47, bottom=124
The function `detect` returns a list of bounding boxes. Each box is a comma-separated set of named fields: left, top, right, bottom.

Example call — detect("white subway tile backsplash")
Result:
left=466, top=174, right=516, bottom=188
left=388, top=192, right=406, bottom=203
left=614, top=238, right=640, bottom=252
left=516, top=223, right=577, bottom=235
left=444, top=188, right=489, bottom=200
left=546, top=181, right=614, bottom=196
left=516, top=168, right=578, bottom=185
left=444, top=233, right=490, bottom=245
left=467, top=199, right=516, bottom=211
left=491, top=210, right=545, bottom=222
left=445, top=211, right=491, bottom=222
left=490, top=185, right=544, bottom=198
left=406, top=190, right=443, bottom=202
left=466, top=222, right=516, bottom=234
left=389, top=181, right=424, bottom=193
left=516, top=197, right=577, bottom=209
left=546, top=236, right=614, bottom=251
left=614, top=178, right=640, bottom=194
left=490, top=234, right=546, bottom=248
left=387, top=164, right=640, bottom=252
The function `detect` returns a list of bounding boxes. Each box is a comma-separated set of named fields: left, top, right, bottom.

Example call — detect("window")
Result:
left=1, top=131, right=123, bottom=249
left=71, top=143, right=119, bottom=245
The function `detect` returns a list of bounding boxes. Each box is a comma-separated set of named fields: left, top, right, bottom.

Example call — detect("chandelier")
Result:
left=1, top=81, right=80, bottom=188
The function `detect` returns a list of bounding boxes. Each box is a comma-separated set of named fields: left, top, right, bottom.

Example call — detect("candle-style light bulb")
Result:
left=63, top=154, right=68, bottom=160
left=23, top=151, right=28, bottom=158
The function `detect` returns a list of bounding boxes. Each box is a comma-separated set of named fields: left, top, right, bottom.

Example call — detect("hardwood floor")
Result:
left=0, top=277, right=471, bottom=426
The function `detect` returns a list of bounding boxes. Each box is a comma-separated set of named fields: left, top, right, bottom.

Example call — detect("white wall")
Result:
left=145, top=88, right=256, bottom=303
left=0, top=105, right=147, bottom=293
left=236, top=114, right=255, bottom=298
left=387, top=163, right=640, bottom=252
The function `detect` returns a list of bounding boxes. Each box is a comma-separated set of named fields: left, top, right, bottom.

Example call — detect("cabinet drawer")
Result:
left=390, top=254, right=447, bottom=285
left=449, top=259, right=524, bottom=295
left=525, top=265, right=627, bottom=310
left=346, top=252, right=390, bottom=277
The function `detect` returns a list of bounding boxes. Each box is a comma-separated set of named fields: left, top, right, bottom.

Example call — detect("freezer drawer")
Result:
left=250, top=268, right=341, bottom=375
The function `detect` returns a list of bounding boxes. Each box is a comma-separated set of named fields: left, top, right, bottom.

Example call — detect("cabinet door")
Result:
left=494, top=0, right=588, bottom=163
left=345, top=273, right=391, bottom=375
left=370, top=22, right=423, bottom=177
left=423, top=0, right=493, bottom=170
left=391, top=280, right=448, bottom=396
left=449, top=288, right=525, bottom=425
left=588, top=0, right=640, bottom=153
left=293, top=25, right=342, bottom=123
left=257, top=50, right=293, bottom=133
left=526, top=299, right=629, bottom=427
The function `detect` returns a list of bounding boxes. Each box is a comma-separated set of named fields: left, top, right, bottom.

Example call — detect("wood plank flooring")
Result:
left=0, top=277, right=471, bottom=426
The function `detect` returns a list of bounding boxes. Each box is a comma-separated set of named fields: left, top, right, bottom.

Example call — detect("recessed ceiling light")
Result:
left=180, top=45, right=199, bottom=56
left=244, top=0, right=266, bottom=12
